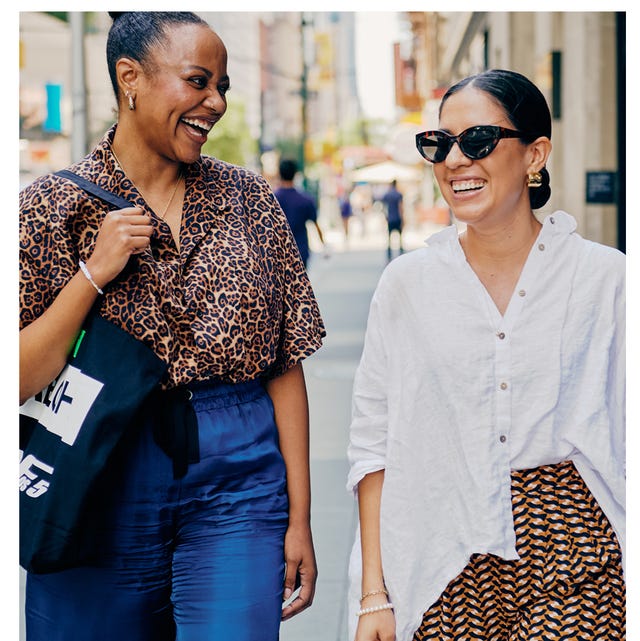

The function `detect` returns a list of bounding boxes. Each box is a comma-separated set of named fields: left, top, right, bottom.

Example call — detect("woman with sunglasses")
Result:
left=347, top=69, right=625, bottom=641
left=20, top=12, right=325, bottom=640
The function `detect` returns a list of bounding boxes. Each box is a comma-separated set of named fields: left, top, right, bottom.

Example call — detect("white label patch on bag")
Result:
left=19, top=453, right=54, bottom=498
left=20, top=365, right=104, bottom=446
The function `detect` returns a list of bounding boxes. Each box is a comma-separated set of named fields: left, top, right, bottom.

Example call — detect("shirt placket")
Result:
left=493, top=224, right=554, bottom=554
left=493, top=309, right=516, bottom=552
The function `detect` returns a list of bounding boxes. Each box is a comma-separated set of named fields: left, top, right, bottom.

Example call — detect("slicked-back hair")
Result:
left=106, top=12, right=209, bottom=102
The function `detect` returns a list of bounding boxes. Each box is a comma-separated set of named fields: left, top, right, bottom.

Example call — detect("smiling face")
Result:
left=125, top=23, right=229, bottom=165
left=434, top=85, right=536, bottom=231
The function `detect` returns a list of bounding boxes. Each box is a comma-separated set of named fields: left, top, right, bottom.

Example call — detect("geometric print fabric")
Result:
left=413, top=460, right=625, bottom=640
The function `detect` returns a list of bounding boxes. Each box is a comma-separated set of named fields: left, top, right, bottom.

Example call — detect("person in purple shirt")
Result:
left=275, top=159, right=325, bottom=269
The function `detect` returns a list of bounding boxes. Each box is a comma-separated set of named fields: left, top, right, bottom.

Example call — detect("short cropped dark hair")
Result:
left=279, top=159, right=298, bottom=181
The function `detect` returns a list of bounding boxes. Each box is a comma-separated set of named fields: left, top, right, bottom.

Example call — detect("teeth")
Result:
left=182, top=118, right=213, bottom=133
left=452, top=180, right=485, bottom=193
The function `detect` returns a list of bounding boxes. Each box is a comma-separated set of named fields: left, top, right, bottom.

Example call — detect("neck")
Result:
left=461, top=212, right=542, bottom=268
left=112, top=125, right=182, bottom=191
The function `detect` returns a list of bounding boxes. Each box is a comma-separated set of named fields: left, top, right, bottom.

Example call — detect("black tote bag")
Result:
left=19, top=312, right=167, bottom=573
left=19, top=170, right=167, bottom=573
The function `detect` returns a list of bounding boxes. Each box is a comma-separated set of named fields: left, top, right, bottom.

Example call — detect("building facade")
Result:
left=400, top=11, right=624, bottom=250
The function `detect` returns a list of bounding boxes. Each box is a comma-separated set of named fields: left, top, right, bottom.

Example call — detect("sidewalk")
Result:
left=280, top=250, right=383, bottom=641
left=280, top=218, right=445, bottom=641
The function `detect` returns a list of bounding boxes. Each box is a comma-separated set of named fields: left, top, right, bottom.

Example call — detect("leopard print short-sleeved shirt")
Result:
left=20, top=126, right=325, bottom=387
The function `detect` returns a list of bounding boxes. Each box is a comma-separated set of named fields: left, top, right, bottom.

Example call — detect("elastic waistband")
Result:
left=186, top=379, right=265, bottom=409
left=152, top=379, right=266, bottom=412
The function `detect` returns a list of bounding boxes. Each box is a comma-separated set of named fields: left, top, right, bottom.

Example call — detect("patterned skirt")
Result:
left=413, top=460, right=625, bottom=640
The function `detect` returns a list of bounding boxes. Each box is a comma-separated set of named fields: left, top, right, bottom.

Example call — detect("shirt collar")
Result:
left=539, top=210, right=577, bottom=236
left=425, top=223, right=459, bottom=247
left=422, top=211, right=577, bottom=265
left=424, top=211, right=577, bottom=246
left=92, top=124, right=229, bottom=211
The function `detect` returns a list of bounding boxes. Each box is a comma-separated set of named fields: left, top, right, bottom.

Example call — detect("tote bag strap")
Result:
left=55, top=169, right=133, bottom=210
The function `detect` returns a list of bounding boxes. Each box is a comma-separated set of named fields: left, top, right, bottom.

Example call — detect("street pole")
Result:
left=300, top=12, right=309, bottom=190
left=70, top=12, right=88, bottom=161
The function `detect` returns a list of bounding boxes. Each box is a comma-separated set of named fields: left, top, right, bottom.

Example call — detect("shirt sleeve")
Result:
left=19, top=175, right=78, bottom=330
left=245, top=173, right=325, bottom=377
left=346, top=276, right=389, bottom=493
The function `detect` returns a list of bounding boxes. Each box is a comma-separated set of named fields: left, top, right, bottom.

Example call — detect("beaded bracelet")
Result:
left=356, top=602, right=394, bottom=617
left=360, top=588, right=389, bottom=602
left=78, top=261, right=104, bottom=295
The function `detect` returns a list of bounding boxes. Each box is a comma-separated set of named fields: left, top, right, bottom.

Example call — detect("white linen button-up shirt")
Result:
left=346, top=211, right=625, bottom=641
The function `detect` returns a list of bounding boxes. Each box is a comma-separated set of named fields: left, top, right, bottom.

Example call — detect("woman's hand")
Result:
left=281, top=521, right=317, bottom=621
left=19, top=207, right=153, bottom=402
left=354, top=606, right=396, bottom=641
left=85, top=207, right=153, bottom=288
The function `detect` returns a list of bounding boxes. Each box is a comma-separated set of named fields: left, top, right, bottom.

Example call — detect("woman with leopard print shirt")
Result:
left=20, top=12, right=325, bottom=641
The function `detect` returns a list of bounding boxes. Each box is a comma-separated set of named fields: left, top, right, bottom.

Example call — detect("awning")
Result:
left=349, top=160, right=422, bottom=184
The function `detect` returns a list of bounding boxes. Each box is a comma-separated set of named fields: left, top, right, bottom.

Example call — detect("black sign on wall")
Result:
left=586, top=171, right=617, bottom=204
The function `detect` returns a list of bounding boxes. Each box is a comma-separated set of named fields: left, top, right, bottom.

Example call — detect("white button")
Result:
left=499, top=435, right=507, bottom=443
left=518, top=290, right=526, bottom=297
left=538, top=243, right=545, bottom=251
left=500, top=382, right=508, bottom=390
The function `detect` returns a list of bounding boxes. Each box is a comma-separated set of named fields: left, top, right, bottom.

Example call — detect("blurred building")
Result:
left=19, top=11, right=362, bottom=192
left=397, top=11, right=624, bottom=250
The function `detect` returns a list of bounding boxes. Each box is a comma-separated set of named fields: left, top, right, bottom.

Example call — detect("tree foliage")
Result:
left=201, top=98, right=258, bottom=167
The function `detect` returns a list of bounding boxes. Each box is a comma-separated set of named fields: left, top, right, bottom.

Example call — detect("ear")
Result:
left=526, top=136, right=552, bottom=173
left=115, top=57, right=143, bottom=105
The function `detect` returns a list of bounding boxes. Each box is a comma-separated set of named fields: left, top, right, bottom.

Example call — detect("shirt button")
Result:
left=499, top=435, right=507, bottom=443
left=500, top=382, right=508, bottom=390
left=497, top=332, right=506, bottom=340
left=538, top=243, right=546, bottom=251
left=518, top=289, right=526, bottom=297
left=550, top=217, right=555, bottom=224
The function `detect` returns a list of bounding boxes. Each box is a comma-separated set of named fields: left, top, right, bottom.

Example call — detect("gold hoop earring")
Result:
left=126, top=92, right=135, bottom=111
left=527, top=171, right=542, bottom=188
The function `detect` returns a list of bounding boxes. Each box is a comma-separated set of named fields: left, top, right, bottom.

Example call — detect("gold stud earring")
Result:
left=126, top=92, right=135, bottom=111
left=527, top=171, right=542, bottom=188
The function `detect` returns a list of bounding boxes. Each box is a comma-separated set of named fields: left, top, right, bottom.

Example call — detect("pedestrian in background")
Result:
left=340, top=186, right=354, bottom=246
left=380, top=179, right=404, bottom=261
left=347, top=69, right=625, bottom=641
left=20, top=11, right=324, bottom=640
left=275, top=158, right=326, bottom=269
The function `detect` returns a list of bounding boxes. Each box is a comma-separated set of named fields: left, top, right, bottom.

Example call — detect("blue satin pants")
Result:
left=25, top=380, right=289, bottom=641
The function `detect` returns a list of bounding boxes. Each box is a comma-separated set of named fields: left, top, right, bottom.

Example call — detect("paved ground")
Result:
left=281, top=215, right=444, bottom=641
left=18, top=214, right=445, bottom=641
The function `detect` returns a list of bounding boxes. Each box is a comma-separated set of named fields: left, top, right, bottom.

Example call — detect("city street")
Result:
left=17, top=9, right=626, bottom=640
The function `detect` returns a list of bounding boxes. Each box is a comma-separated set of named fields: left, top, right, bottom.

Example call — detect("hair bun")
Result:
left=108, top=12, right=127, bottom=21
left=530, top=167, right=551, bottom=210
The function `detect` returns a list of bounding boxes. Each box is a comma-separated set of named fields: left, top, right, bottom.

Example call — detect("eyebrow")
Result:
left=185, top=65, right=213, bottom=78
left=185, top=64, right=229, bottom=79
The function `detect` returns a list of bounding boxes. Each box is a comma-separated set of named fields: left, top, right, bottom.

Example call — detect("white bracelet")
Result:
left=78, top=261, right=104, bottom=295
left=356, top=602, right=394, bottom=617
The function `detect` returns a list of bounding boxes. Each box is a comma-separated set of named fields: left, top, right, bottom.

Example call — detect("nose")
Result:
left=202, top=88, right=227, bottom=115
left=444, top=140, right=471, bottom=167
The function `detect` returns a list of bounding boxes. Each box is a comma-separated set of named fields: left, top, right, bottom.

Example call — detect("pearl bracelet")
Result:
left=356, top=602, right=394, bottom=617
left=78, top=261, right=104, bottom=295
